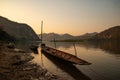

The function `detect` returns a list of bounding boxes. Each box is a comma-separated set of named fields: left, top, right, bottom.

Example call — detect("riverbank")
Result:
left=0, top=43, right=64, bottom=80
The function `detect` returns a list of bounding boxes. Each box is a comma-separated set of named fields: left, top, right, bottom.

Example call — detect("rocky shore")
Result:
left=0, top=43, right=64, bottom=80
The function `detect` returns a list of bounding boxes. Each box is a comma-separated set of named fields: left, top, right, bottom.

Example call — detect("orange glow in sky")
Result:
left=0, top=0, right=120, bottom=35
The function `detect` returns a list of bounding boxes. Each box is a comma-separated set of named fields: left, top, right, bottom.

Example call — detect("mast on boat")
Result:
left=41, top=21, right=43, bottom=44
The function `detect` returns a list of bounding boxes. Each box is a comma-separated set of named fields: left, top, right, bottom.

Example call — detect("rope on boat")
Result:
left=87, top=65, right=112, bottom=80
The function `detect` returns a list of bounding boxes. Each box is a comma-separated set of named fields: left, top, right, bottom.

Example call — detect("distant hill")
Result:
left=39, top=33, right=75, bottom=41
left=0, top=16, right=39, bottom=41
left=38, top=32, right=97, bottom=41
left=75, top=32, right=98, bottom=40
left=91, top=26, right=120, bottom=40
left=38, top=26, right=120, bottom=41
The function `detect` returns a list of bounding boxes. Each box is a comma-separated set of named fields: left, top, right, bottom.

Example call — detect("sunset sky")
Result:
left=0, top=0, right=120, bottom=35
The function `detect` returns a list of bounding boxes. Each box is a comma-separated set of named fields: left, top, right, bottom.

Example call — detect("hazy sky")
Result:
left=0, top=0, right=120, bottom=35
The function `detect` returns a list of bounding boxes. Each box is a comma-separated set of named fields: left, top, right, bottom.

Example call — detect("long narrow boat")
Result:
left=41, top=44, right=91, bottom=65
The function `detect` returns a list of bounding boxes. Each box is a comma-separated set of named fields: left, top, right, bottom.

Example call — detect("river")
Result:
left=17, top=41, right=120, bottom=80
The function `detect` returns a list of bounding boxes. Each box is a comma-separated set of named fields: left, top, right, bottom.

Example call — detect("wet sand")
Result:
left=0, top=43, right=64, bottom=80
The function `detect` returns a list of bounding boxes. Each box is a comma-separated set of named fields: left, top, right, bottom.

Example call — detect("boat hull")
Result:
left=41, top=46, right=91, bottom=65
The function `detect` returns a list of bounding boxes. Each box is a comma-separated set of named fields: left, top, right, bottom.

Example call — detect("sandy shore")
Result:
left=0, top=43, right=64, bottom=80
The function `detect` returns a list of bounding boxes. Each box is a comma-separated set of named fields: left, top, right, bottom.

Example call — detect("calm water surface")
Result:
left=32, top=41, right=120, bottom=80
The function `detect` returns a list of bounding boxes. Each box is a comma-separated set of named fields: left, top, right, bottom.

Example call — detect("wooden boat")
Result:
left=41, top=44, right=91, bottom=65
left=40, top=21, right=91, bottom=65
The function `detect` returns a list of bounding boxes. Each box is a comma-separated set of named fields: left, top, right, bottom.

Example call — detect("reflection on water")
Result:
left=45, top=41, right=120, bottom=56
left=14, top=41, right=40, bottom=50
left=32, top=41, right=120, bottom=80
left=43, top=52, right=91, bottom=80
left=95, top=41, right=120, bottom=55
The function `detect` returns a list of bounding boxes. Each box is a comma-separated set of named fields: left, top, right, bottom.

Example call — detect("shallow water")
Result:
left=31, top=41, right=120, bottom=80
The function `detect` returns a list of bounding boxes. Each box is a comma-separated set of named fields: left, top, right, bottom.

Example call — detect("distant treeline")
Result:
left=50, top=39, right=84, bottom=42
left=50, top=38, right=120, bottom=42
